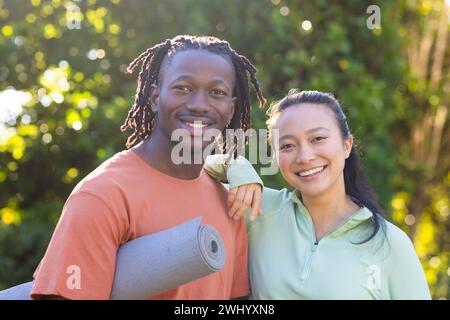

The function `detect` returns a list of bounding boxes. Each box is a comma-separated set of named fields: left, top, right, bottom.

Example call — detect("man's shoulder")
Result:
left=201, top=170, right=231, bottom=196
left=72, top=150, right=142, bottom=196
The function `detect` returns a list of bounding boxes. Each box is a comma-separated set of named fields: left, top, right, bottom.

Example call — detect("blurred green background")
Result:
left=0, top=0, right=448, bottom=299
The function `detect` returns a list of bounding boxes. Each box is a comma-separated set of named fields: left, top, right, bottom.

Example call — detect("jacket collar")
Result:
left=290, top=190, right=373, bottom=237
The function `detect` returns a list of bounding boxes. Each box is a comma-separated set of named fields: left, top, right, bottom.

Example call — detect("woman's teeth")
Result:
left=298, top=166, right=325, bottom=177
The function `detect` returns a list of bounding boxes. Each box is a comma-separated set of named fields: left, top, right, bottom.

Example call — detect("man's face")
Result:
left=150, top=49, right=236, bottom=152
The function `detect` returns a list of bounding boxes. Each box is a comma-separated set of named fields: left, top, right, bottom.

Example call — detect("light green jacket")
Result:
left=204, top=155, right=431, bottom=300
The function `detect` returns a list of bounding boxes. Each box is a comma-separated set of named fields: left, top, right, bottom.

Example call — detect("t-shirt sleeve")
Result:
left=384, top=225, right=431, bottom=300
left=229, top=219, right=250, bottom=298
left=31, top=191, right=128, bottom=300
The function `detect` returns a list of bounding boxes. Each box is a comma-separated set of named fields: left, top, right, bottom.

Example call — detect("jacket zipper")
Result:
left=299, top=205, right=366, bottom=283
left=300, top=241, right=318, bottom=281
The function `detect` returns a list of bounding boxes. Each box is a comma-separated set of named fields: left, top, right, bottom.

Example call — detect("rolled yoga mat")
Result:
left=0, top=282, right=32, bottom=300
left=110, top=215, right=226, bottom=299
left=0, top=216, right=226, bottom=300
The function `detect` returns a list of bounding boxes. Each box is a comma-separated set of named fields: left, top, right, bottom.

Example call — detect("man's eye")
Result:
left=173, top=85, right=191, bottom=92
left=210, top=89, right=227, bottom=96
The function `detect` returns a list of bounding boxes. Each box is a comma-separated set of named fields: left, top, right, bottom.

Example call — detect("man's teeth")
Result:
left=299, top=166, right=325, bottom=177
left=185, top=121, right=208, bottom=128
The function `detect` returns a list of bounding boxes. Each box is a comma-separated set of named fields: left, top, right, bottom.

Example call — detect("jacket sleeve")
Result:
left=384, top=224, right=432, bottom=299
left=203, top=154, right=263, bottom=189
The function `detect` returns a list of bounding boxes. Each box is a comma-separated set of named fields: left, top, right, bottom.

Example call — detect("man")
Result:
left=31, top=35, right=265, bottom=300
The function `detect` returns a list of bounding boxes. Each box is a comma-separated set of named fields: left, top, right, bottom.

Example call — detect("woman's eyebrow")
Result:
left=279, top=134, right=296, bottom=141
left=306, top=127, right=331, bottom=134
left=280, top=127, right=330, bottom=140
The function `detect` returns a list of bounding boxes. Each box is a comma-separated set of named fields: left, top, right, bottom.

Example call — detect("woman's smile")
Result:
left=295, top=165, right=328, bottom=180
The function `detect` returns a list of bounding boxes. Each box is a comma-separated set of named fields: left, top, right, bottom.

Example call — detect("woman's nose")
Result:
left=295, top=146, right=315, bottom=163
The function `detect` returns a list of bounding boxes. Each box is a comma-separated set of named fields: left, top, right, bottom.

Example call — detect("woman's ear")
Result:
left=150, top=84, right=160, bottom=113
left=344, top=135, right=353, bottom=159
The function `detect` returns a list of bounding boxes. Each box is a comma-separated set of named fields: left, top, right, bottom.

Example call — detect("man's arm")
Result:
left=31, top=191, right=127, bottom=300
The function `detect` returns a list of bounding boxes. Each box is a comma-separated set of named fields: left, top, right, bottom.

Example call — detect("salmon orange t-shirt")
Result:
left=30, top=149, right=249, bottom=300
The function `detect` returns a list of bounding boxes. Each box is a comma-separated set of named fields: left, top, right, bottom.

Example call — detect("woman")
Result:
left=205, top=89, right=431, bottom=299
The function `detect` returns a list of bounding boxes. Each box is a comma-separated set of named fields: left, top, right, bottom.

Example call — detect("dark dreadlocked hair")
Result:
left=121, top=35, right=266, bottom=152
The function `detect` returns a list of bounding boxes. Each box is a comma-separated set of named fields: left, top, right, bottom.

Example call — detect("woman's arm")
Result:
left=203, top=154, right=263, bottom=189
left=204, top=154, right=292, bottom=222
left=204, top=154, right=264, bottom=221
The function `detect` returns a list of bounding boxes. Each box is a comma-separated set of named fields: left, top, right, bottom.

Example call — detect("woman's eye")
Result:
left=312, top=136, right=327, bottom=143
left=280, top=144, right=294, bottom=151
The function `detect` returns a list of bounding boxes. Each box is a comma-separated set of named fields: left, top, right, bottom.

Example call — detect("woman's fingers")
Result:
left=227, top=187, right=237, bottom=207
left=249, top=188, right=262, bottom=221
left=233, top=187, right=254, bottom=220
left=227, top=184, right=263, bottom=220
left=228, top=186, right=248, bottom=218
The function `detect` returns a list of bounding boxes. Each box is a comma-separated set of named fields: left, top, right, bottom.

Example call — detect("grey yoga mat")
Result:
left=0, top=216, right=226, bottom=300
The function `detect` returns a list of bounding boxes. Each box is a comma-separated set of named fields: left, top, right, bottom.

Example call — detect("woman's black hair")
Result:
left=267, top=89, right=386, bottom=244
left=121, top=35, right=266, bottom=153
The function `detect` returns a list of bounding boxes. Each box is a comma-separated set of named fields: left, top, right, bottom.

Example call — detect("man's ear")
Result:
left=228, top=96, right=237, bottom=124
left=344, top=134, right=353, bottom=159
left=150, top=84, right=160, bottom=113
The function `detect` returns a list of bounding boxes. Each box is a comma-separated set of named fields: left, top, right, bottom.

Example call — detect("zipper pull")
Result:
left=300, top=243, right=318, bottom=281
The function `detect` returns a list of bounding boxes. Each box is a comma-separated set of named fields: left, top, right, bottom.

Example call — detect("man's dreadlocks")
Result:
left=121, top=35, right=266, bottom=153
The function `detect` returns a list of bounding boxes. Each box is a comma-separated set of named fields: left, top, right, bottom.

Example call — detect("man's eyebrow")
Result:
left=170, top=75, right=193, bottom=83
left=209, top=79, right=232, bottom=91
left=170, top=76, right=232, bottom=90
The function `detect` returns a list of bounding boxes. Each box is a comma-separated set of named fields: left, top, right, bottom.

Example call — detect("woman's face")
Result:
left=273, top=103, right=352, bottom=199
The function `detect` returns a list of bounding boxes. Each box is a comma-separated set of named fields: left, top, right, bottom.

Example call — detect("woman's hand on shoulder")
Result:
left=227, top=183, right=262, bottom=221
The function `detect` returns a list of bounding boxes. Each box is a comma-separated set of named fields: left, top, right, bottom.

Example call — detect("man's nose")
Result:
left=187, top=91, right=209, bottom=114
